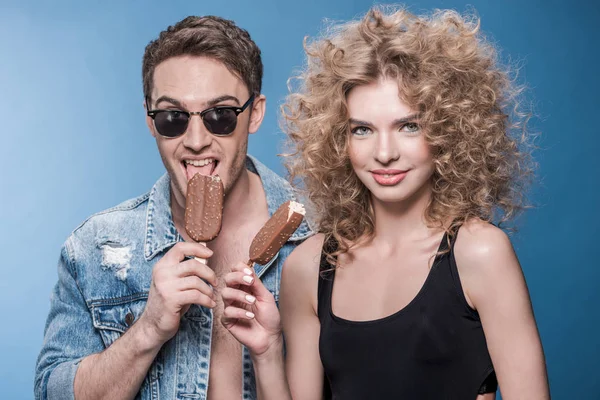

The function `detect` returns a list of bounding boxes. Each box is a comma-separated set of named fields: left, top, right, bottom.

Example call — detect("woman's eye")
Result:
left=351, top=126, right=372, bottom=136
left=402, top=122, right=420, bottom=133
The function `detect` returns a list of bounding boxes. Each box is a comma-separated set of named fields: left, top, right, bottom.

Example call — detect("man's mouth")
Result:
left=183, top=158, right=218, bottom=181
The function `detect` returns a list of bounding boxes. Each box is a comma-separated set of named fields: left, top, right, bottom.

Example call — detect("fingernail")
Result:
left=245, top=311, right=255, bottom=318
left=210, top=300, right=217, bottom=307
left=243, top=268, right=253, bottom=275
left=242, top=275, right=254, bottom=284
left=245, top=295, right=256, bottom=303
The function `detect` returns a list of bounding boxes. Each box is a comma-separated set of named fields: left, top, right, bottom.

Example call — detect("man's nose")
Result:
left=182, top=114, right=213, bottom=151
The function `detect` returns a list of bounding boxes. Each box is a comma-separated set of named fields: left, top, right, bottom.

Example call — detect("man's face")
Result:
left=146, top=55, right=265, bottom=210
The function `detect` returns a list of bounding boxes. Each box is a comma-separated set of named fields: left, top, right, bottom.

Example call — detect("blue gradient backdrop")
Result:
left=1, top=0, right=597, bottom=398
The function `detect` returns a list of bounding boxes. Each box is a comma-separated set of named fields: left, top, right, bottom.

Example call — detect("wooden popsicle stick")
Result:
left=194, top=241, right=207, bottom=264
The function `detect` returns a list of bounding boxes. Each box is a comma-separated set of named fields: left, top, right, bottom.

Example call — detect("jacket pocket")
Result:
left=90, top=294, right=160, bottom=400
left=90, top=293, right=148, bottom=347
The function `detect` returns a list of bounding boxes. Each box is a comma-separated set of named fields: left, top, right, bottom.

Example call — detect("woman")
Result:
left=221, top=7, right=550, bottom=399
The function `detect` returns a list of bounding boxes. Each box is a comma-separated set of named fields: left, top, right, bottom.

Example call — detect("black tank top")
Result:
left=318, top=232, right=497, bottom=399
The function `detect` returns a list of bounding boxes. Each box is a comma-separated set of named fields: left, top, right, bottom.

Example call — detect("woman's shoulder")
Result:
left=454, top=219, right=522, bottom=306
left=455, top=219, right=514, bottom=262
left=284, top=233, right=326, bottom=281
left=281, top=233, right=326, bottom=313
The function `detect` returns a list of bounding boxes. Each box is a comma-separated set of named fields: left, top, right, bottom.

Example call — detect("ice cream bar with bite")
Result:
left=248, top=200, right=306, bottom=266
left=185, top=173, right=224, bottom=259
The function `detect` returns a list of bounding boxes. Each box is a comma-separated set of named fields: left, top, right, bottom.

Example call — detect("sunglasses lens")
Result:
left=154, top=111, right=189, bottom=137
left=203, top=108, right=237, bottom=136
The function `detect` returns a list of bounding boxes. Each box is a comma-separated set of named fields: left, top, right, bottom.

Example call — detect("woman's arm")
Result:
left=280, top=234, right=326, bottom=400
left=221, top=262, right=291, bottom=400
left=221, top=234, right=326, bottom=400
left=455, top=221, right=550, bottom=399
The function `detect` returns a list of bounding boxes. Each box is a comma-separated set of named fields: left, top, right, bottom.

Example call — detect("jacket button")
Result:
left=125, top=312, right=135, bottom=326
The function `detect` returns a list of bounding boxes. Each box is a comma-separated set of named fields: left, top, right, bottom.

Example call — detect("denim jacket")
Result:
left=34, top=155, right=313, bottom=400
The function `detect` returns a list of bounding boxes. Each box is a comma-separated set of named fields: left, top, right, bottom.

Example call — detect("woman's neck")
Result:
left=370, top=182, right=435, bottom=246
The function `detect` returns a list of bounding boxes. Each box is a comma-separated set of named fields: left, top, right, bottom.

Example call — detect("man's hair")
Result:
left=142, top=16, right=263, bottom=102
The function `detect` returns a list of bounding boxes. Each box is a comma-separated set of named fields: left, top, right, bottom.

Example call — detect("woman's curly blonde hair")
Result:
left=282, top=6, right=535, bottom=262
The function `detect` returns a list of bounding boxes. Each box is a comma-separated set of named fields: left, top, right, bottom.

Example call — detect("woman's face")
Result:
left=346, top=78, right=435, bottom=206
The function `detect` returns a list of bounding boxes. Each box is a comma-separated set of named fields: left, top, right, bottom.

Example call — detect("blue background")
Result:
left=1, top=0, right=598, bottom=398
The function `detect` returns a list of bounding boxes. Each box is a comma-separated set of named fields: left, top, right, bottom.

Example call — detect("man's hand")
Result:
left=138, top=242, right=218, bottom=346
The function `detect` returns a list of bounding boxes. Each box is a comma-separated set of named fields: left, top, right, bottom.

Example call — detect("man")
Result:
left=34, top=16, right=312, bottom=400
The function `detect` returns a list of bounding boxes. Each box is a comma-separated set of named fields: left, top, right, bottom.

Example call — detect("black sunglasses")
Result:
left=146, top=94, right=255, bottom=138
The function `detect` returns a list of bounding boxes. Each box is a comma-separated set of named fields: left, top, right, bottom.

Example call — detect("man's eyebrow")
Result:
left=206, top=95, right=240, bottom=107
left=154, top=96, right=185, bottom=109
left=154, top=95, right=241, bottom=109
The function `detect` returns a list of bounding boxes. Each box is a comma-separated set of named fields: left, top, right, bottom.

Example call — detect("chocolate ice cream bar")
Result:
left=185, top=173, right=224, bottom=244
left=248, top=200, right=305, bottom=265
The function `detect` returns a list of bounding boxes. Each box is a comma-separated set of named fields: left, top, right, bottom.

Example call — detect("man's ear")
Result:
left=248, top=94, right=266, bottom=135
left=144, top=99, right=157, bottom=138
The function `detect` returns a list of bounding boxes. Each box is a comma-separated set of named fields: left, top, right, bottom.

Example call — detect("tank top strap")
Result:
left=445, top=226, right=481, bottom=317
left=317, top=237, right=337, bottom=320
left=445, top=227, right=462, bottom=285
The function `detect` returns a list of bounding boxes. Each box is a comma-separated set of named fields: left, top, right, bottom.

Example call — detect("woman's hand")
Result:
left=221, top=261, right=283, bottom=358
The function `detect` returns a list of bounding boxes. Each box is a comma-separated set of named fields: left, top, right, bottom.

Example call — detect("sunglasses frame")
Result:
left=146, top=94, right=256, bottom=137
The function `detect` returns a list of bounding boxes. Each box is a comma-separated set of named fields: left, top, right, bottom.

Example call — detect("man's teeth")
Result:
left=185, top=159, right=214, bottom=167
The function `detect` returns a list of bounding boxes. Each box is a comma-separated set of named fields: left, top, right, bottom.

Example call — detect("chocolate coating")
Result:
left=249, top=200, right=304, bottom=265
left=184, top=174, right=224, bottom=242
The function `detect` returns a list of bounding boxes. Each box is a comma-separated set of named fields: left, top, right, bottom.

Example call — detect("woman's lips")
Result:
left=370, top=169, right=408, bottom=185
